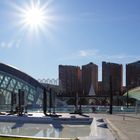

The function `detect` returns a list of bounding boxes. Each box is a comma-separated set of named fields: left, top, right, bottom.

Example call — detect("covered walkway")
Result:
left=124, top=86, right=140, bottom=100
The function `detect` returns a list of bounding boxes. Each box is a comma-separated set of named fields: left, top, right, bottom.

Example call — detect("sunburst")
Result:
left=23, top=5, right=45, bottom=28
left=14, top=0, right=54, bottom=32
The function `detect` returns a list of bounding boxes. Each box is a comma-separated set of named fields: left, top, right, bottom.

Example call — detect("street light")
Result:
left=126, top=88, right=129, bottom=108
left=126, top=82, right=134, bottom=108
left=109, top=74, right=113, bottom=114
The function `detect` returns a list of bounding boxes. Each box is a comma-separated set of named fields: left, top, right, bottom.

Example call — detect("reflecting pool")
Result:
left=0, top=122, right=91, bottom=138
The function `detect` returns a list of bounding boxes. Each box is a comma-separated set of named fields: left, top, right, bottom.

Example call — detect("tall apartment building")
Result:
left=82, top=62, right=98, bottom=96
left=102, top=62, right=123, bottom=96
left=126, top=60, right=140, bottom=90
left=59, top=65, right=81, bottom=96
left=98, top=81, right=102, bottom=95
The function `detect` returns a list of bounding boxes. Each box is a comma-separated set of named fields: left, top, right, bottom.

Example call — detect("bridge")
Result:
left=56, top=95, right=124, bottom=106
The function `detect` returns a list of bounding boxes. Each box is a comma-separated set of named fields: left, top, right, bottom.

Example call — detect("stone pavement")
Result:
left=22, top=113, right=140, bottom=140
left=1, top=112, right=140, bottom=140
left=95, top=113, right=140, bottom=140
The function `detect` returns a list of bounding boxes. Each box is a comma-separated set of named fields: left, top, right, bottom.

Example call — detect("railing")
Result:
left=27, top=106, right=137, bottom=114
left=0, top=105, right=137, bottom=114
left=0, top=104, right=11, bottom=111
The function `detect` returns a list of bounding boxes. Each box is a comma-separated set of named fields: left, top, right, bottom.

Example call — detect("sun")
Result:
left=24, top=7, right=44, bottom=28
left=11, top=0, right=57, bottom=35
left=23, top=4, right=46, bottom=29
left=15, top=0, right=52, bottom=32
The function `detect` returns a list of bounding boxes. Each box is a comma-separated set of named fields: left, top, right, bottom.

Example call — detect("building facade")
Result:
left=98, top=81, right=102, bottom=95
left=82, top=62, right=98, bottom=96
left=59, top=65, right=81, bottom=96
left=126, top=61, right=140, bottom=90
left=0, top=63, right=46, bottom=110
left=102, top=62, right=123, bottom=96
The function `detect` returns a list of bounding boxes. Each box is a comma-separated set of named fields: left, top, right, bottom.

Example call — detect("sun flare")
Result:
left=24, top=6, right=45, bottom=28
left=12, top=0, right=57, bottom=34
left=22, top=4, right=46, bottom=30
left=17, top=0, right=51, bottom=32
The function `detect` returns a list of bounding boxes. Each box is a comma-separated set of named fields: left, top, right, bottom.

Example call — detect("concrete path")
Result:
left=106, top=114, right=140, bottom=140
left=90, top=113, right=140, bottom=140
left=2, top=112, right=140, bottom=140
left=0, top=112, right=115, bottom=140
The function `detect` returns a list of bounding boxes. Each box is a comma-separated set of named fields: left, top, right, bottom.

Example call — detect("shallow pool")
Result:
left=0, top=122, right=91, bottom=138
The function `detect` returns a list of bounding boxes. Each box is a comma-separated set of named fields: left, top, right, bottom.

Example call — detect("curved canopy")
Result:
left=0, top=63, right=45, bottom=107
left=124, top=86, right=140, bottom=100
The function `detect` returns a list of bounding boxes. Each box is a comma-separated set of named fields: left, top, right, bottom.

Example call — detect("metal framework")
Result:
left=0, top=64, right=44, bottom=111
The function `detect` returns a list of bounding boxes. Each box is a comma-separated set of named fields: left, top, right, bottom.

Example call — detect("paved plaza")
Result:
left=106, top=114, right=140, bottom=140
left=57, top=113, right=140, bottom=140
left=0, top=112, right=140, bottom=140
left=90, top=113, right=140, bottom=140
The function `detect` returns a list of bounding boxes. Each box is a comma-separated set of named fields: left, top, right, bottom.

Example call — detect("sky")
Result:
left=0, top=0, right=140, bottom=85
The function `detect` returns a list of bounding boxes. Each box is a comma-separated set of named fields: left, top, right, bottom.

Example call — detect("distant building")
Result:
left=59, top=65, right=81, bottom=96
left=126, top=60, right=140, bottom=90
left=98, top=81, right=102, bottom=95
left=102, top=62, right=123, bottom=96
left=82, top=62, right=98, bottom=96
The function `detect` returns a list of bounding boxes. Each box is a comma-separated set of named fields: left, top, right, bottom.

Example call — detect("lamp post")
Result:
left=11, top=92, right=14, bottom=113
left=109, top=63, right=113, bottom=114
left=53, top=91, right=56, bottom=114
left=43, top=88, right=47, bottom=115
left=126, top=87, right=129, bottom=108
left=126, top=81, right=134, bottom=108
left=109, top=74, right=113, bottom=114
left=49, top=88, right=52, bottom=115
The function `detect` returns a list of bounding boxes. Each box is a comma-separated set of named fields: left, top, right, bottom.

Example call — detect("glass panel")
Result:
left=0, top=72, right=45, bottom=108
left=0, top=74, right=4, bottom=83
left=2, top=90, right=11, bottom=104
left=23, top=85, right=29, bottom=93
left=0, top=76, right=10, bottom=89
left=36, top=87, right=43, bottom=106
left=14, top=81, right=23, bottom=93
left=28, top=94, right=34, bottom=101
left=29, top=88, right=36, bottom=95
left=36, top=96, right=43, bottom=105
left=0, top=92, right=5, bottom=105
left=7, top=79, right=16, bottom=91
left=0, top=89, right=4, bottom=93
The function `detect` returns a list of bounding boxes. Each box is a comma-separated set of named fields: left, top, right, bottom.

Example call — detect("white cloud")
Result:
left=62, top=49, right=140, bottom=64
left=7, top=40, right=14, bottom=48
left=100, top=54, right=140, bottom=63
left=0, top=39, right=21, bottom=49
left=79, top=50, right=89, bottom=57
left=78, top=49, right=99, bottom=57
left=15, top=39, right=21, bottom=48
left=1, top=42, right=6, bottom=48
left=78, top=50, right=139, bottom=62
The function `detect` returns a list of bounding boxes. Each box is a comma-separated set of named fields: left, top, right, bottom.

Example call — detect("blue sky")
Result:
left=0, top=0, right=140, bottom=85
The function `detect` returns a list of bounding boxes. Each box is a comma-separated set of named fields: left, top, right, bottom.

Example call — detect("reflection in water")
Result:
left=11, top=122, right=24, bottom=129
left=0, top=122, right=91, bottom=138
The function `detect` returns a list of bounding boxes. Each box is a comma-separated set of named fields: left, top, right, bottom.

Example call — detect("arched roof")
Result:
left=123, top=86, right=140, bottom=100
left=0, top=63, right=44, bottom=89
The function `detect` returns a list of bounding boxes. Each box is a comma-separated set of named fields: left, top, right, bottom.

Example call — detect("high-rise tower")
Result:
left=59, top=65, right=81, bottom=96
left=126, top=60, right=140, bottom=89
left=102, top=62, right=123, bottom=96
left=82, top=62, right=98, bottom=96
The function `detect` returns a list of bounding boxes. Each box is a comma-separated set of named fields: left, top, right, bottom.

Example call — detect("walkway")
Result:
left=90, top=113, right=140, bottom=140
left=1, top=112, right=140, bottom=140
left=106, top=113, right=140, bottom=140
left=0, top=112, right=115, bottom=140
